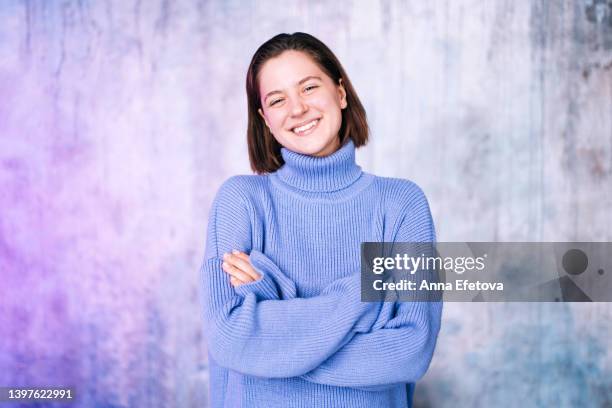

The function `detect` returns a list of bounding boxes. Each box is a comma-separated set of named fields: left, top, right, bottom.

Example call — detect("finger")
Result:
left=225, top=253, right=260, bottom=281
left=222, top=261, right=252, bottom=282
left=223, top=252, right=260, bottom=281
left=232, top=251, right=251, bottom=262
left=222, top=261, right=256, bottom=283
left=229, top=273, right=247, bottom=285
left=232, top=252, right=259, bottom=278
left=230, top=276, right=242, bottom=287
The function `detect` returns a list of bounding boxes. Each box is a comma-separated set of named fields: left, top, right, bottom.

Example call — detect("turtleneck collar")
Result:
left=275, top=140, right=363, bottom=192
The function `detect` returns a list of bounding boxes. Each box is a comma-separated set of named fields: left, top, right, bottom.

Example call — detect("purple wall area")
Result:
left=0, top=1, right=217, bottom=406
left=1, top=1, right=611, bottom=407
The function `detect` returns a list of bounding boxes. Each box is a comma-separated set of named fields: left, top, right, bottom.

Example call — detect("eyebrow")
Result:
left=263, top=75, right=322, bottom=103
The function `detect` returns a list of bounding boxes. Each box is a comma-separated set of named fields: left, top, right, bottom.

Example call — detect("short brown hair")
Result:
left=246, top=32, right=369, bottom=174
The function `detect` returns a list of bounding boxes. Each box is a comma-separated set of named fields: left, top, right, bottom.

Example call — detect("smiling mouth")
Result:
left=291, top=119, right=320, bottom=136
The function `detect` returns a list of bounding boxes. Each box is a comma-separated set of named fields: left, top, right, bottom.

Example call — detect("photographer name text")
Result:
left=372, top=279, right=504, bottom=291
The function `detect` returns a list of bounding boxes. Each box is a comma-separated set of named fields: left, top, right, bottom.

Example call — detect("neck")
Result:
left=275, top=140, right=362, bottom=192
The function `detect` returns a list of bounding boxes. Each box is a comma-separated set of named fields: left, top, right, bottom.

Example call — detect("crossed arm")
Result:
left=201, top=178, right=442, bottom=388
left=221, top=249, right=441, bottom=390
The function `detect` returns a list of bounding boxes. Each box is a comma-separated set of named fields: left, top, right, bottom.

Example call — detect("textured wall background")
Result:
left=1, top=1, right=611, bottom=407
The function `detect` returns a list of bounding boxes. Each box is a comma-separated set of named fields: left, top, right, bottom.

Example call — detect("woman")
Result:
left=201, top=32, right=442, bottom=408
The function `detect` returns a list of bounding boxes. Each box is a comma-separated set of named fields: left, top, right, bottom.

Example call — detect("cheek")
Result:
left=315, top=93, right=342, bottom=114
left=265, top=110, right=287, bottom=130
left=317, top=97, right=343, bottom=125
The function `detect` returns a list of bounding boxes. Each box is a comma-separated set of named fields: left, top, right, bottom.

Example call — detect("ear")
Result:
left=258, top=108, right=271, bottom=129
left=338, top=78, right=347, bottom=109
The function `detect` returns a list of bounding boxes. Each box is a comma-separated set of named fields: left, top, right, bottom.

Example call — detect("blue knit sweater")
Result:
left=201, top=140, right=442, bottom=408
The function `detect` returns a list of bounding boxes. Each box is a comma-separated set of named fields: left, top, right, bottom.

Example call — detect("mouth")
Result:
left=291, top=119, right=320, bottom=136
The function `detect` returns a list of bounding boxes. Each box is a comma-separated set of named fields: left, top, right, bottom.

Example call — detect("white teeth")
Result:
left=293, top=119, right=318, bottom=133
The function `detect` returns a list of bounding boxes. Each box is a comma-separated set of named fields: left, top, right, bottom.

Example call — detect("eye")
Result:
left=304, top=85, right=318, bottom=93
left=269, top=98, right=284, bottom=106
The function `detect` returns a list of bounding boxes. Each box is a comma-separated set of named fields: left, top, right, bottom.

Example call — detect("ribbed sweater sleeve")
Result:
left=299, top=185, right=442, bottom=389
left=300, top=301, right=442, bottom=389
left=201, top=178, right=382, bottom=378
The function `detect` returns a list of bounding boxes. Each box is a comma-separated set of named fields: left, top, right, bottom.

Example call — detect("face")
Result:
left=257, top=50, right=347, bottom=157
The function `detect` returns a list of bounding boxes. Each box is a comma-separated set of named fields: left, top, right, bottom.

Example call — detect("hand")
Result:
left=222, top=250, right=261, bottom=287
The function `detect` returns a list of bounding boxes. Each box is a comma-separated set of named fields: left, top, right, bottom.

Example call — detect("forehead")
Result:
left=258, top=50, right=330, bottom=92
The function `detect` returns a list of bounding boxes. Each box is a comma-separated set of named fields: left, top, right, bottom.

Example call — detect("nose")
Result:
left=289, top=95, right=308, bottom=117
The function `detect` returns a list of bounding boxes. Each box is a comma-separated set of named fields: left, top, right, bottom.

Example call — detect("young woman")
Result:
left=201, top=32, right=442, bottom=408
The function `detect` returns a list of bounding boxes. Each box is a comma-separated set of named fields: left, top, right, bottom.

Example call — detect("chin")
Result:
left=286, top=138, right=336, bottom=156
left=279, top=129, right=338, bottom=156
